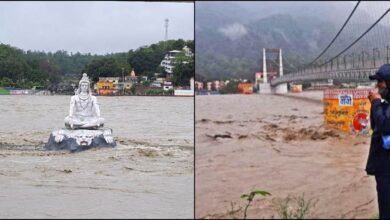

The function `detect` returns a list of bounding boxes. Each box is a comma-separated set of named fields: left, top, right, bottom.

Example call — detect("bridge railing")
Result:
left=270, top=68, right=377, bottom=86
left=271, top=47, right=390, bottom=86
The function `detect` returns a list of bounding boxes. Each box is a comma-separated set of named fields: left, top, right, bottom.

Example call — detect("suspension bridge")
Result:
left=262, top=1, right=390, bottom=90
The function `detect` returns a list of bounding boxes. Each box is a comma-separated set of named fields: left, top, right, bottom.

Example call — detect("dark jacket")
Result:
left=365, top=99, right=390, bottom=175
left=366, top=80, right=390, bottom=175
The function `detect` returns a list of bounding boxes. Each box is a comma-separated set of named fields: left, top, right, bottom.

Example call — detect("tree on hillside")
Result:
left=0, top=44, right=61, bottom=88
left=172, top=39, right=186, bottom=50
left=82, top=58, right=122, bottom=82
left=172, top=52, right=194, bottom=86
left=0, top=39, right=194, bottom=88
left=127, top=43, right=166, bottom=75
left=127, top=39, right=194, bottom=77
left=195, top=72, right=206, bottom=82
left=128, top=47, right=158, bottom=74
left=186, top=40, right=195, bottom=52
left=37, top=60, right=61, bottom=84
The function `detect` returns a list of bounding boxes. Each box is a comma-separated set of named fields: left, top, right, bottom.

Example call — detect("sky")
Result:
left=0, top=1, right=194, bottom=55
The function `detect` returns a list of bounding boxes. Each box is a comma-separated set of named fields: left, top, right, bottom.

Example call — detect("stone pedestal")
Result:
left=45, top=128, right=116, bottom=152
left=258, top=83, right=272, bottom=94
left=273, top=83, right=288, bottom=94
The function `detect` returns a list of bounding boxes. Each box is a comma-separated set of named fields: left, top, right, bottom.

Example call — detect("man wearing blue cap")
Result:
left=367, top=63, right=390, bottom=219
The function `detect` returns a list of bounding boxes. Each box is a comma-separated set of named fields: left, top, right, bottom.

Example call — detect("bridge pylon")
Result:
left=257, top=48, right=287, bottom=94
left=274, top=48, right=287, bottom=94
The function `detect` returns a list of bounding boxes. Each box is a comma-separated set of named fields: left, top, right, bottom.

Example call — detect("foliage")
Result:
left=0, top=44, right=61, bottom=88
left=0, top=39, right=193, bottom=89
left=142, top=80, right=151, bottom=87
left=0, top=77, right=14, bottom=87
left=240, top=190, right=271, bottom=219
left=128, top=39, right=194, bottom=76
left=172, top=53, right=194, bottom=86
left=195, top=72, right=207, bottom=82
left=274, top=193, right=318, bottom=219
left=186, top=40, right=195, bottom=52
left=196, top=6, right=341, bottom=81
left=219, top=80, right=239, bottom=94
left=144, top=88, right=173, bottom=96
left=25, top=49, right=100, bottom=76
left=166, top=88, right=174, bottom=95
left=82, top=58, right=122, bottom=82
left=129, top=86, right=136, bottom=95
left=371, top=213, right=379, bottom=219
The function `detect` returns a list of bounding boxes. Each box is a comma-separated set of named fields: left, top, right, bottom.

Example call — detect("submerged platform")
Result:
left=45, top=128, right=116, bottom=152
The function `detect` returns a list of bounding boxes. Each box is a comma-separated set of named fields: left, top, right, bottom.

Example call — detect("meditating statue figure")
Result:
left=64, top=73, right=105, bottom=129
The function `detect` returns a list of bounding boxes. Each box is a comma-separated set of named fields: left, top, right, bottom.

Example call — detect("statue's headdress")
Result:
left=79, top=73, right=90, bottom=86
left=76, top=73, right=92, bottom=95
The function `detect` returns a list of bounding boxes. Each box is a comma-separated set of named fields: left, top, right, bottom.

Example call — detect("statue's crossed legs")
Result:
left=65, top=116, right=105, bottom=129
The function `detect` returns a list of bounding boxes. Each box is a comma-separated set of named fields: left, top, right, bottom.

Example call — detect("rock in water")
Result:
left=45, top=128, right=116, bottom=152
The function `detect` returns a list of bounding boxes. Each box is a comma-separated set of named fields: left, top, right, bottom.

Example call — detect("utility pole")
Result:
left=122, top=67, right=124, bottom=95
left=164, top=18, right=169, bottom=41
left=164, top=18, right=169, bottom=51
left=263, top=48, right=267, bottom=83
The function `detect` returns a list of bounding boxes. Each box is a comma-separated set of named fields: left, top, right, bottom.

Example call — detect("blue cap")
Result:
left=369, top=64, right=390, bottom=80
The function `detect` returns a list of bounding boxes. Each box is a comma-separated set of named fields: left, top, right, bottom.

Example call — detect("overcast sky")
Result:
left=0, top=1, right=194, bottom=55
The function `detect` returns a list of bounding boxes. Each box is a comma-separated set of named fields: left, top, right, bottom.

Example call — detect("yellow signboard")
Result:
left=324, top=88, right=375, bottom=135
left=96, top=81, right=114, bottom=96
left=238, top=83, right=253, bottom=94
left=290, top=84, right=302, bottom=93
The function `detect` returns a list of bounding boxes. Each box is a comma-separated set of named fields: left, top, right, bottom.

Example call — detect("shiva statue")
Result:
left=64, top=73, right=105, bottom=129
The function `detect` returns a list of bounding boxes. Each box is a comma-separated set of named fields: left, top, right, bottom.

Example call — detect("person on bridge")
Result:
left=367, top=63, right=390, bottom=219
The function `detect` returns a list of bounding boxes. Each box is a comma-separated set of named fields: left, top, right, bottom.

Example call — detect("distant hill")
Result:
left=195, top=1, right=385, bottom=81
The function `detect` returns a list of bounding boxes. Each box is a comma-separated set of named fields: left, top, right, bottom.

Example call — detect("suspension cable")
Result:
left=320, top=8, right=390, bottom=67
left=305, top=1, right=360, bottom=67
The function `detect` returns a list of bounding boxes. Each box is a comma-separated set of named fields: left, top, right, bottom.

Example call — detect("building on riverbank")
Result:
left=160, top=46, right=193, bottom=77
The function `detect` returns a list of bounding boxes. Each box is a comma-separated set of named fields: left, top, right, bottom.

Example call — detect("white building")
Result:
left=163, top=81, right=173, bottom=91
left=207, top=82, right=212, bottom=91
left=160, top=46, right=193, bottom=75
left=182, top=45, right=193, bottom=57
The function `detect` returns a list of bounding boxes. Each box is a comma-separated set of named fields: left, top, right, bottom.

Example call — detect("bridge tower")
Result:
left=258, top=48, right=271, bottom=93
left=275, top=48, right=288, bottom=93
left=262, top=48, right=267, bottom=84
left=258, top=48, right=287, bottom=94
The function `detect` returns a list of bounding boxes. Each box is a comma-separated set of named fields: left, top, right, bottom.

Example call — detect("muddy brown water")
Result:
left=0, top=95, right=194, bottom=218
left=195, top=93, right=377, bottom=219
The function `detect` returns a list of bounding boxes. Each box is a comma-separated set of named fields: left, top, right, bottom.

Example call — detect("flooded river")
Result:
left=0, top=95, right=194, bottom=218
left=195, top=93, right=376, bottom=219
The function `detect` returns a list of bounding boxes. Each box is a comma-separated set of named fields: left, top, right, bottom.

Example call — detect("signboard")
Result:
left=174, top=90, right=194, bottom=96
left=290, top=84, right=302, bottom=93
left=96, top=81, right=114, bottom=96
left=324, top=88, right=375, bottom=135
left=10, top=90, right=30, bottom=95
left=238, top=83, right=253, bottom=94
